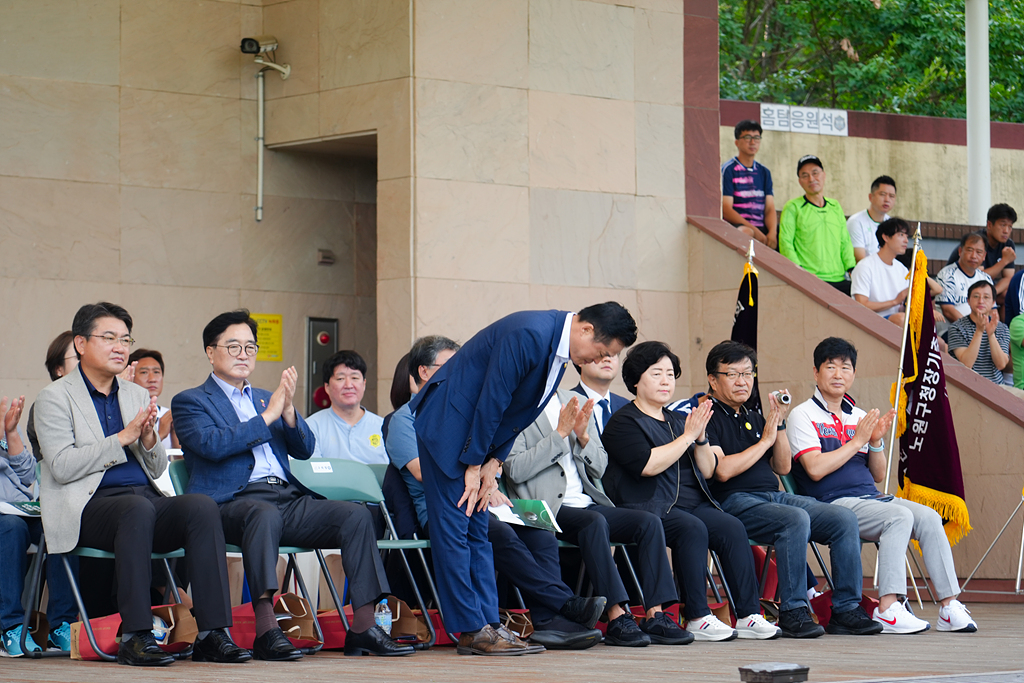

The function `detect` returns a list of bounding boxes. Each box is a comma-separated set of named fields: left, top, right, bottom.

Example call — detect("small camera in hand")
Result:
left=770, top=390, right=791, bottom=405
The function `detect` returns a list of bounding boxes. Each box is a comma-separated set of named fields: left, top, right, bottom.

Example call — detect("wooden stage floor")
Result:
left=2, top=602, right=1021, bottom=683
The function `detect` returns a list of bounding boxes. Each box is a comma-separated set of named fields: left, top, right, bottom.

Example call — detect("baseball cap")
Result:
left=796, top=154, right=823, bottom=175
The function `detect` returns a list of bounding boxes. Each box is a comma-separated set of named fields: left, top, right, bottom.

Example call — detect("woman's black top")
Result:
left=602, top=401, right=718, bottom=517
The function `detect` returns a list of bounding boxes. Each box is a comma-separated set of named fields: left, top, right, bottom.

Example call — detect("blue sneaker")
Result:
left=49, top=622, right=72, bottom=652
left=2, top=625, right=42, bottom=656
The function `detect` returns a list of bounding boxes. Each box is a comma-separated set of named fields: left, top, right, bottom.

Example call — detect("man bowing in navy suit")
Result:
left=173, top=310, right=413, bottom=661
left=409, top=303, right=637, bottom=655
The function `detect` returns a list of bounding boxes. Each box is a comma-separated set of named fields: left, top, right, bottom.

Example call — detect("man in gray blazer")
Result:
left=504, top=389, right=685, bottom=647
left=35, top=302, right=249, bottom=667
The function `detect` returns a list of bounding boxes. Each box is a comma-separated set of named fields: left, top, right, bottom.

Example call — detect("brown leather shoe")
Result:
left=456, top=625, right=544, bottom=656
left=495, top=625, right=545, bottom=654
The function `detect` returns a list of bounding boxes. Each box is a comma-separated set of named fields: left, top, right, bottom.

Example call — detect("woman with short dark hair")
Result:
left=603, top=341, right=779, bottom=641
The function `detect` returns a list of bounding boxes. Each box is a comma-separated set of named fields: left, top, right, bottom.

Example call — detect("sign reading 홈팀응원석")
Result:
left=760, top=103, right=849, bottom=136
left=252, top=313, right=283, bottom=361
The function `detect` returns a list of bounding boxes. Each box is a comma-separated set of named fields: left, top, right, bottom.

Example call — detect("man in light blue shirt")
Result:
left=307, top=351, right=388, bottom=465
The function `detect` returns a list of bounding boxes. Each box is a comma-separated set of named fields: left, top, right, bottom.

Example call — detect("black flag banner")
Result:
left=732, top=260, right=762, bottom=414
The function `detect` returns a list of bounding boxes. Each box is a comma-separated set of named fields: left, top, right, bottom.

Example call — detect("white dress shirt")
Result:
left=540, top=312, right=574, bottom=407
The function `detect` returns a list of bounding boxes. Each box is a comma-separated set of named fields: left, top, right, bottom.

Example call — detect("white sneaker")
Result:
left=872, top=601, right=930, bottom=634
left=937, top=599, right=978, bottom=633
left=736, top=613, right=781, bottom=640
left=685, top=614, right=737, bottom=641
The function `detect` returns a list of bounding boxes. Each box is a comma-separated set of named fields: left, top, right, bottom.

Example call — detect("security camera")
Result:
left=241, top=35, right=279, bottom=54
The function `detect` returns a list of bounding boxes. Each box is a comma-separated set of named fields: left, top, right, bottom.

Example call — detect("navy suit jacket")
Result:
left=409, top=310, right=569, bottom=480
left=172, top=375, right=317, bottom=504
left=571, top=383, right=629, bottom=415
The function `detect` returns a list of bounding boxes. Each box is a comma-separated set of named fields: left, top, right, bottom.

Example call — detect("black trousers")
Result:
left=661, top=502, right=761, bottom=620
left=556, top=504, right=678, bottom=611
left=219, top=482, right=388, bottom=609
left=77, top=485, right=232, bottom=633
left=487, top=520, right=572, bottom=623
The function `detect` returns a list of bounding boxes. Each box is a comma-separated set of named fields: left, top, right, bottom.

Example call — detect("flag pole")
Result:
left=746, top=239, right=755, bottom=264
left=884, top=223, right=923, bottom=495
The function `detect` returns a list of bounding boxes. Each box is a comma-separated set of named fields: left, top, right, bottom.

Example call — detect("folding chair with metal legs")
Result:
left=708, top=550, right=735, bottom=609
left=17, top=532, right=73, bottom=659
left=56, top=546, right=184, bottom=663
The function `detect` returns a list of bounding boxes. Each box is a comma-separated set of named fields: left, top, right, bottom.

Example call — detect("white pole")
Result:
left=884, top=224, right=922, bottom=495
left=966, top=0, right=990, bottom=226
left=255, top=69, right=265, bottom=222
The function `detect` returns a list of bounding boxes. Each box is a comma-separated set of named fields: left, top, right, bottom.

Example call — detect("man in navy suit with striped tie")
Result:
left=572, top=354, right=629, bottom=434
left=409, top=303, right=637, bottom=656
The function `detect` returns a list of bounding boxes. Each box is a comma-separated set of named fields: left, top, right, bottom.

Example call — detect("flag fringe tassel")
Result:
left=899, top=476, right=972, bottom=546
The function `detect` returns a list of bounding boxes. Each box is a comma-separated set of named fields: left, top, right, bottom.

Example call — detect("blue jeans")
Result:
left=0, top=514, right=79, bottom=631
left=720, top=491, right=863, bottom=614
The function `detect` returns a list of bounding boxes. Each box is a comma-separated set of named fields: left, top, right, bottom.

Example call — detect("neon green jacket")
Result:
left=779, top=196, right=855, bottom=283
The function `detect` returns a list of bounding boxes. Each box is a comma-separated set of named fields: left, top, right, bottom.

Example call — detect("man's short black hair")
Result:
left=959, top=232, right=986, bottom=249
left=408, top=335, right=460, bottom=387
left=45, top=330, right=76, bottom=381
left=734, top=120, right=762, bottom=139
left=323, top=350, right=367, bottom=385
left=72, top=302, right=133, bottom=340
left=621, top=341, right=680, bottom=395
left=813, top=337, right=858, bottom=371
left=705, top=340, right=757, bottom=376
left=578, top=302, right=637, bottom=347
left=876, top=217, right=910, bottom=248
left=203, top=310, right=258, bottom=349
left=128, top=348, right=165, bottom=373
left=967, top=279, right=997, bottom=300
left=987, top=203, right=1017, bottom=224
left=870, top=175, right=897, bottom=193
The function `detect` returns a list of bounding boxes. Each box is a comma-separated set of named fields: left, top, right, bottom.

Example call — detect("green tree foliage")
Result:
left=720, top=0, right=1024, bottom=123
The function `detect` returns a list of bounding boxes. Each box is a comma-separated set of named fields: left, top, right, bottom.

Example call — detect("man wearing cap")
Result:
left=780, top=155, right=856, bottom=295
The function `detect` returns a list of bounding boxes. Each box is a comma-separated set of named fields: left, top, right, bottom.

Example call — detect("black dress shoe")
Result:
left=344, top=625, right=415, bottom=656
left=560, top=595, right=608, bottom=629
left=529, top=616, right=602, bottom=650
left=117, top=632, right=175, bottom=667
left=192, top=629, right=253, bottom=663
left=252, top=627, right=303, bottom=661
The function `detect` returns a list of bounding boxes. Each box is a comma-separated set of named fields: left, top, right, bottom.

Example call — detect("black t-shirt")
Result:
left=705, top=400, right=780, bottom=501
left=602, top=402, right=704, bottom=511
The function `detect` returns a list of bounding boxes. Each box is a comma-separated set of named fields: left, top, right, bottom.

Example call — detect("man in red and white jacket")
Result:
left=788, top=337, right=977, bottom=635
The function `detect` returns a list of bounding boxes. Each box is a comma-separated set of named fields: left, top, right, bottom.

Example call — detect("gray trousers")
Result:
left=831, top=496, right=960, bottom=601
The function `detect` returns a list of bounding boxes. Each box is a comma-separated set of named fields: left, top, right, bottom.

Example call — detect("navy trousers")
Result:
left=417, top=439, right=497, bottom=634
left=488, top=520, right=572, bottom=623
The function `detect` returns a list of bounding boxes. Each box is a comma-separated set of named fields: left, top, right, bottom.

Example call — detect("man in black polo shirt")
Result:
left=945, top=203, right=1017, bottom=299
left=702, top=341, right=880, bottom=639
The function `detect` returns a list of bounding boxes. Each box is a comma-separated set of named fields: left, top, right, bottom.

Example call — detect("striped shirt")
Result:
left=722, top=157, right=773, bottom=232
left=947, top=316, right=1011, bottom=384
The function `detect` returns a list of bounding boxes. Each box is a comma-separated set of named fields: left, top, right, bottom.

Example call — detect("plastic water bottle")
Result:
left=374, top=599, right=392, bottom=635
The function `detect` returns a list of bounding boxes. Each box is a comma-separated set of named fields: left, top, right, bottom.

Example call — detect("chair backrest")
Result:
left=367, top=463, right=388, bottom=488
left=779, top=472, right=799, bottom=495
left=290, top=458, right=384, bottom=505
left=168, top=459, right=189, bottom=496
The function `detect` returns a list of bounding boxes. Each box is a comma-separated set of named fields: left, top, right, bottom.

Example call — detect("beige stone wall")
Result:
left=259, top=0, right=689, bottom=409
left=720, top=127, right=1024, bottom=226
left=0, top=0, right=377, bottom=414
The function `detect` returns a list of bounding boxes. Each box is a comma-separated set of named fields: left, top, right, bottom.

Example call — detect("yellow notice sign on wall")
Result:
left=252, top=313, right=283, bottom=361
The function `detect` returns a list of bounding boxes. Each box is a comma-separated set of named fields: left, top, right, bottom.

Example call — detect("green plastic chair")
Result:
left=168, top=459, right=337, bottom=646
left=21, top=534, right=184, bottom=661
left=289, top=458, right=440, bottom=648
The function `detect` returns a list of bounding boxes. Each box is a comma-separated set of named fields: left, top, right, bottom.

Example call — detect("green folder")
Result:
left=0, top=500, right=41, bottom=517
left=489, top=498, right=561, bottom=533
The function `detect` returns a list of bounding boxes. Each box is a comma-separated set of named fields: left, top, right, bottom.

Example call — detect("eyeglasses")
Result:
left=739, top=135, right=762, bottom=142
left=214, top=343, right=259, bottom=357
left=713, top=371, right=756, bottom=381
left=89, top=334, right=135, bottom=348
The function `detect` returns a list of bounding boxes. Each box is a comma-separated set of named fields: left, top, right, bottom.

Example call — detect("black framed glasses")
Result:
left=214, top=343, right=259, bottom=357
